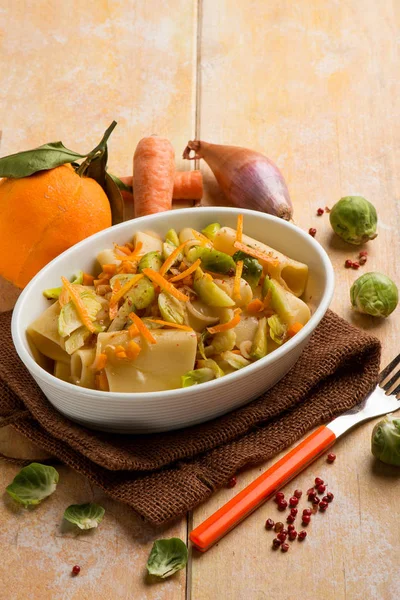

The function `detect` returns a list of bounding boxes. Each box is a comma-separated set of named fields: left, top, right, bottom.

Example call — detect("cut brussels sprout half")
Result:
left=267, top=314, right=287, bottom=345
left=138, top=251, right=163, bottom=273
left=201, top=222, right=221, bottom=241
left=43, top=271, right=84, bottom=299
left=181, top=367, right=215, bottom=387
left=158, top=292, right=185, bottom=324
left=232, top=251, right=262, bottom=288
left=165, top=228, right=180, bottom=246
left=249, top=317, right=268, bottom=360
left=193, top=268, right=235, bottom=308
left=186, top=247, right=236, bottom=274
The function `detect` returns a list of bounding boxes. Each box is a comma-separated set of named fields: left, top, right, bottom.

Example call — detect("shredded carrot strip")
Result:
left=142, top=268, right=189, bottom=302
left=60, top=277, right=97, bottom=333
left=146, top=319, right=194, bottom=332
left=94, top=278, right=109, bottom=287
left=246, top=298, right=265, bottom=314
left=128, top=323, right=140, bottom=338
left=103, top=264, right=117, bottom=275
left=126, top=242, right=134, bottom=251
left=263, top=288, right=272, bottom=309
left=110, top=274, right=144, bottom=306
left=95, top=371, right=109, bottom=391
left=59, top=286, right=69, bottom=307
left=129, top=312, right=157, bottom=344
left=121, top=241, right=143, bottom=262
left=169, top=259, right=201, bottom=283
left=82, top=273, right=94, bottom=286
left=233, top=260, right=243, bottom=299
left=191, top=229, right=210, bottom=245
left=126, top=340, right=141, bottom=360
left=160, top=242, right=187, bottom=276
left=231, top=349, right=242, bottom=355
left=92, top=353, right=108, bottom=371
left=233, top=241, right=280, bottom=267
left=114, top=244, right=131, bottom=257
left=207, top=309, right=242, bottom=334
left=287, top=322, right=304, bottom=338
left=117, top=261, right=137, bottom=274
left=236, top=214, right=243, bottom=243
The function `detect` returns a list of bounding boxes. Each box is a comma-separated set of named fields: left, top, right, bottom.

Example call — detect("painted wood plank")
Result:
left=191, top=1, right=400, bottom=598
left=0, top=1, right=197, bottom=598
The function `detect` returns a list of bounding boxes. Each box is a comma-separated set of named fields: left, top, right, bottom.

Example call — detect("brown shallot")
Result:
left=183, top=140, right=292, bottom=220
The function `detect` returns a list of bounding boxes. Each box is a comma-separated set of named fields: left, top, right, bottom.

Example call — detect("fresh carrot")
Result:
left=169, top=259, right=201, bottom=282
left=120, top=241, right=143, bottom=262
left=233, top=241, right=280, bottom=268
left=160, top=242, right=188, bottom=276
left=60, top=276, right=97, bottom=333
left=207, top=309, right=241, bottom=334
left=95, top=371, right=109, bottom=391
left=236, top=214, right=243, bottom=243
left=133, top=136, right=175, bottom=218
left=146, top=319, right=193, bottom=332
left=94, top=278, right=110, bottom=287
left=128, top=323, right=140, bottom=338
left=287, top=322, right=304, bottom=337
left=92, top=353, right=108, bottom=371
left=263, top=288, right=272, bottom=309
left=246, top=298, right=264, bottom=314
left=114, top=244, right=131, bottom=257
left=115, top=350, right=127, bottom=359
left=142, top=268, right=189, bottom=302
left=82, top=272, right=95, bottom=286
left=119, top=171, right=203, bottom=201
left=102, top=264, right=117, bottom=275
left=233, top=260, right=243, bottom=299
left=126, top=340, right=141, bottom=360
left=129, top=312, right=157, bottom=344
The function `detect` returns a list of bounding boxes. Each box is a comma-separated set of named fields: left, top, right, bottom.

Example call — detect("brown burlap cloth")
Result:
left=0, top=309, right=381, bottom=525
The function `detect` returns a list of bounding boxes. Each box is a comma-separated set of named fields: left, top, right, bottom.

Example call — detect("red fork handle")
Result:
left=189, top=425, right=336, bottom=552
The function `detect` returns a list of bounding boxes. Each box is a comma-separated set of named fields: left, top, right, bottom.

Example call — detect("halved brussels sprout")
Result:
left=186, top=247, right=236, bottom=274
left=205, top=329, right=236, bottom=355
left=220, top=351, right=250, bottom=370
left=232, top=251, right=262, bottom=288
left=138, top=251, right=163, bottom=273
left=158, top=292, right=185, bottom=324
left=249, top=317, right=268, bottom=360
left=193, top=268, right=235, bottom=308
left=214, top=276, right=253, bottom=307
left=43, top=271, right=84, bottom=299
left=127, top=276, right=155, bottom=310
left=165, top=228, right=180, bottom=246
left=267, top=314, right=287, bottom=345
left=197, top=358, right=224, bottom=378
left=181, top=367, right=215, bottom=387
left=202, top=222, right=221, bottom=241
left=65, top=326, right=92, bottom=354
left=262, top=277, right=292, bottom=322
left=58, top=290, right=102, bottom=337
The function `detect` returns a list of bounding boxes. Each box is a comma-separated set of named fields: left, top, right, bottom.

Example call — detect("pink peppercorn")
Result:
left=227, top=476, right=237, bottom=488
left=72, top=565, right=81, bottom=576
left=352, top=262, right=360, bottom=269
left=317, top=208, right=324, bottom=216
left=345, top=259, right=353, bottom=269
left=309, top=228, right=317, bottom=237
left=327, top=452, right=336, bottom=463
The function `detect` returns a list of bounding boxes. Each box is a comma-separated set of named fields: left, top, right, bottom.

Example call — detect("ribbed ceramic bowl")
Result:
left=12, top=207, right=334, bottom=434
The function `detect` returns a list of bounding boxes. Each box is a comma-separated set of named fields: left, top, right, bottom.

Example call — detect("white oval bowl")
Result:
left=12, top=207, right=334, bottom=434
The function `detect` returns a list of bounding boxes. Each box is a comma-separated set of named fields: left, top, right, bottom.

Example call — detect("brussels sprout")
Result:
left=165, top=228, right=180, bottom=247
left=205, top=329, right=236, bottom=355
left=6, top=463, right=59, bottom=507
left=262, top=277, right=292, bottom=322
left=249, top=317, right=268, bottom=360
left=197, top=358, right=224, bottom=378
left=146, top=538, right=188, bottom=579
left=138, top=251, right=163, bottom=273
left=187, top=246, right=236, bottom=274
left=214, top=277, right=253, bottom=308
left=329, top=196, right=378, bottom=245
left=43, top=271, right=84, bottom=299
left=162, top=241, right=182, bottom=262
left=232, top=251, right=262, bottom=288
left=193, top=268, right=235, bottom=307
left=58, top=290, right=102, bottom=337
left=181, top=367, right=215, bottom=387
left=221, top=351, right=251, bottom=370
left=267, top=315, right=287, bottom=345
left=371, top=415, right=400, bottom=466
left=350, top=272, right=398, bottom=317
left=158, top=292, right=185, bottom=324
left=64, top=503, right=105, bottom=530
left=202, top=222, right=221, bottom=241
left=127, top=276, right=155, bottom=309
left=64, top=326, right=92, bottom=354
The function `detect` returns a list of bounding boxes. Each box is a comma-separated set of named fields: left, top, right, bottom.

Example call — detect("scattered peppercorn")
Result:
left=265, top=518, right=275, bottom=530
left=288, top=530, right=298, bottom=541
left=277, top=532, right=287, bottom=543
left=352, top=261, right=360, bottom=269
left=319, top=501, right=328, bottom=511
left=309, top=228, right=317, bottom=237
left=278, top=499, right=288, bottom=511
left=294, top=489, right=302, bottom=498
left=289, top=496, right=299, bottom=507
left=326, top=492, right=334, bottom=502
left=274, top=521, right=284, bottom=533
left=227, top=476, right=237, bottom=488
left=345, top=259, right=353, bottom=269
left=317, top=208, right=324, bottom=216
left=287, top=524, right=295, bottom=532
left=314, top=477, right=324, bottom=486
left=308, top=490, right=317, bottom=501
left=274, top=492, right=284, bottom=504
left=307, top=487, right=315, bottom=496
left=327, top=452, right=336, bottom=463
left=302, top=514, right=311, bottom=525
left=290, top=508, right=298, bottom=517
left=302, top=508, right=312, bottom=516
left=359, top=250, right=368, bottom=257
left=312, top=496, right=320, bottom=505
left=359, top=256, right=367, bottom=265
left=72, top=565, right=81, bottom=576
left=281, top=543, right=290, bottom=552
left=298, top=530, right=307, bottom=541
left=317, top=484, right=326, bottom=494
left=287, top=514, right=296, bottom=524
left=272, top=538, right=281, bottom=549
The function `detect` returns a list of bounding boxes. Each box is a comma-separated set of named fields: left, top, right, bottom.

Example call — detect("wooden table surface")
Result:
left=1, top=1, right=399, bottom=599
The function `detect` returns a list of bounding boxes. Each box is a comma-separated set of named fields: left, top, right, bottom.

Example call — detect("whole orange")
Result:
left=0, top=164, right=111, bottom=288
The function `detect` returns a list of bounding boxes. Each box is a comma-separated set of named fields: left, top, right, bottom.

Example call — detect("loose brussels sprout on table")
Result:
left=329, top=196, right=377, bottom=245
left=371, top=415, right=400, bottom=466
left=350, top=272, right=398, bottom=317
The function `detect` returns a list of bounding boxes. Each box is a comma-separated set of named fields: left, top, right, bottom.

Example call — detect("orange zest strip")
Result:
left=95, top=371, right=109, bottom=391
left=126, top=340, right=141, bottom=360
left=246, top=298, right=265, bottom=314
left=103, top=264, right=117, bottom=275
left=233, top=261, right=243, bottom=299
left=121, top=241, right=143, bottom=262
left=92, top=353, right=108, bottom=371
left=146, top=319, right=193, bottom=332
left=207, top=309, right=242, bottom=334
left=169, top=259, right=201, bottom=283
left=82, top=273, right=95, bottom=286
left=263, top=288, right=272, bottom=309
left=142, top=268, right=189, bottom=302
left=60, top=276, right=97, bottom=333
left=160, top=242, right=187, bottom=276
left=233, top=241, right=280, bottom=267
left=236, top=214, right=243, bottom=244
left=110, top=274, right=144, bottom=305
left=114, top=244, right=131, bottom=257
left=191, top=229, right=210, bottom=246
left=128, top=323, right=140, bottom=338
left=287, top=322, right=304, bottom=338
left=129, top=312, right=157, bottom=344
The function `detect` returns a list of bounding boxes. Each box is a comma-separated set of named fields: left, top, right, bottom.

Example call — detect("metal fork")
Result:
left=190, top=353, right=400, bottom=552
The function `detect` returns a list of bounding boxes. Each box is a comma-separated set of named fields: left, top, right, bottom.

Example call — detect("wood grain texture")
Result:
left=191, top=1, right=400, bottom=599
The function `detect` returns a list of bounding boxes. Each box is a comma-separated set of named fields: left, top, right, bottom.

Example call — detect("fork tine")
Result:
left=394, top=383, right=400, bottom=397
left=382, top=367, right=400, bottom=392
left=379, top=353, right=400, bottom=384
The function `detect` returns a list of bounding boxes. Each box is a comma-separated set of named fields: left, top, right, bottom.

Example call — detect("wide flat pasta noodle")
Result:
left=70, top=348, right=96, bottom=389
left=27, top=302, right=70, bottom=363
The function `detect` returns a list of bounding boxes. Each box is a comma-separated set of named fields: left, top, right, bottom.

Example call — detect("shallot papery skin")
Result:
left=183, top=140, right=293, bottom=220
